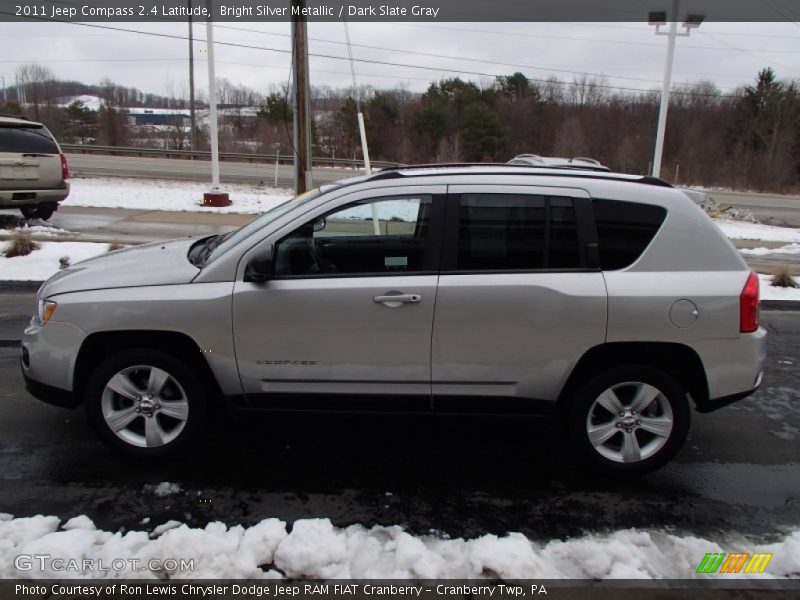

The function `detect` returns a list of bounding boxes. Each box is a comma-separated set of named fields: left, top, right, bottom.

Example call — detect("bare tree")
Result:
left=16, top=63, right=57, bottom=121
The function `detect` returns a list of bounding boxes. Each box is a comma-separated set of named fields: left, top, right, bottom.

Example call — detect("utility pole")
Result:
left=188, top=0, right=197, bottom=151
left=291, top=0, right=312, bottom=195
left=649, top=0, right=703, bottom=178
left=202, top=0, right=230, bottom=206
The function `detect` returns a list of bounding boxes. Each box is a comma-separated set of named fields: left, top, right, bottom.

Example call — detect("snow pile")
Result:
left=715, top=220, right=800, bottom=243
left=65, top=177, right=292, bottom=215
left=58, top=95, right=104, bottom=111
left=759, top=274, right=800, bottom=301
left=740, top=244, right=800, bottom=257
left=144, top=482, right=182, bottom=498
left=0, top=241, right=111, bottom=280
left=699, top=196, right=757, bottom=223
left=11, top=224, right=76, bottom=238
left=1, top=514, right=798, bottom=579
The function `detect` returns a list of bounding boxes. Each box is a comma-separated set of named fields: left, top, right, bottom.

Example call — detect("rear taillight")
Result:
left=740, top=271, right=760, bottom=333
left=60, top=153, right=69, bottom=180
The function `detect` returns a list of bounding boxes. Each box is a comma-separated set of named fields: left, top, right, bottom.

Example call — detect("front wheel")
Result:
left=84, top=349, right=208, bottom=458
left=568, top=365, right=690, bottom=476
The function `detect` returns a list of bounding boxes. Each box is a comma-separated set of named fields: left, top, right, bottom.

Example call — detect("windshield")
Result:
left=204, top=188, right=322, bottom=265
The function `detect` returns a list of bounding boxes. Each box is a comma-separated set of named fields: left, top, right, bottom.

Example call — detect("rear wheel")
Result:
left=84, top=349, right=208, bottom=458
left=21, top=204, right=56, bottom=220
left=568, top=365, right=690, bottom=476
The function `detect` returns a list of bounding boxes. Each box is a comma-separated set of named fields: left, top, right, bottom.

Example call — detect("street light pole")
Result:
left=652, top=0, right=678, bottom=179
left=203, top=0, right=230, bottom=206
left=649, top=0, right=703, bottom=179
left=188, top=0, right=197, bottom=152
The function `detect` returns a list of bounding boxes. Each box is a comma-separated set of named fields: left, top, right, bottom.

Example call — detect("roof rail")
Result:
left=366, top=163, right=674, bottom=187
left=571, top=157, right=602, bottom=165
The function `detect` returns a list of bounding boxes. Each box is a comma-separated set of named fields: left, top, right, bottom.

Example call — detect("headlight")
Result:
left=37, top=299, right=57, bottom=324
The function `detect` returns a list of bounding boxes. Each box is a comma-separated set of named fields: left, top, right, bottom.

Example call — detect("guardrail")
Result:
left=60, top=144, right=400, bottom=169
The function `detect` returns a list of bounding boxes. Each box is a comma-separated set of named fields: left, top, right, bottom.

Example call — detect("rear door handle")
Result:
left=373, top=293, right=422, bottom=305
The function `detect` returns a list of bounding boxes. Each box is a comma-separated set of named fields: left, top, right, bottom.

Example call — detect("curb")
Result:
left=761, top=300, right=799, bottom=311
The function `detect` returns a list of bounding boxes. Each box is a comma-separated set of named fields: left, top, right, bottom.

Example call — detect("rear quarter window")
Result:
left=593, top=199, right=667, bottom=270
left=0, top=126, right=59, bottom=154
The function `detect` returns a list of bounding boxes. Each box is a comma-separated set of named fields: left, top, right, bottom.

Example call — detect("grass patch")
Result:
left=4, top=230, right=40, bottom=258
left=770, top=266, right=798, bottom=288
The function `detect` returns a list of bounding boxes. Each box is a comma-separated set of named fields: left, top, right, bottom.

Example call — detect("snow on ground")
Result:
left=144, top=482, right=182, bottom=498
left=0, top=242, right=111, bottom=281
left=760, top=274, right=800, bottom=301
left=66, top=177, right=293, bottom=215
left=0, top=513, right=797, bottom=579
left=740, top=244, right=800, bottom=256
left=716, top=219, right=800, bottom=243
left=57, top=95, right=103, bottom=111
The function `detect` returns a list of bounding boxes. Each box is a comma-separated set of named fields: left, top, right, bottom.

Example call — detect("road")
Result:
left=710, top=190, right=800, bottom=228
left=0, top=288, right=797, bottom=542
left=65, top=153, right=800, bottom=226
left=66, top=153, right=361, bottom=187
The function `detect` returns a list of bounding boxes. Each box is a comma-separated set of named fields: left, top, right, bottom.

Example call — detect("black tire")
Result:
left=20, top=204, right=55, bottom=220
left=84, top=349, right=208, bottom=458
left=568, top=365, right=690, bottom=477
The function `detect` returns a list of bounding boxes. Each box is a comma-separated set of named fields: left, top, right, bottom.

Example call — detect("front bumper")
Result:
left=21, top=317, right=85, bottom=406
left=22, top=364, right=79, bottom=408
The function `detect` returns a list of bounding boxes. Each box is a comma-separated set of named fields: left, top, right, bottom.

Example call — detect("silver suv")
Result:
left=0, top=114, right=69, bottom=220
left=21, top=165, right=766, bottom=475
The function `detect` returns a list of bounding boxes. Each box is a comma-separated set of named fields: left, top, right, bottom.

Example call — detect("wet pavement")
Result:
left=0, top=304, right=798, bottom=543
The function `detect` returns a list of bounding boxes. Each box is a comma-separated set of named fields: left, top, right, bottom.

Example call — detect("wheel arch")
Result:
left=73, top=330, right=222, bottom=404
left=557, top=342, right=709, bottom=415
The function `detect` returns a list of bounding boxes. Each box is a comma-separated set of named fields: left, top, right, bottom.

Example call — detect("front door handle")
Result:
left=373, top=293, right=422, bottom=306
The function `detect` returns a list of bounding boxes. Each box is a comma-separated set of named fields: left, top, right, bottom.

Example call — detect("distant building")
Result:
left=126, top=108, right=190, bottom=127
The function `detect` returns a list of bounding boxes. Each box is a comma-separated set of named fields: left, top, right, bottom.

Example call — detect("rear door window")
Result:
left=592, top=199, right=667, bottom=270
left=455, top=193, right=582, bottom=271
left=0, top=126, right=59, bottom=154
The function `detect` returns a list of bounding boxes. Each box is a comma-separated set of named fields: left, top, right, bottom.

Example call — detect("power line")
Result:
left=1, top=12, right=745, bottom=99
left=697, top=30, right=800, bottom=76
left=392, top=22, right=800, bottom=53
left=569, top=22, right=800, bottom=39
left=211, top=23, right=760, bottom=87
left=214, top=23, right=718, bottom=89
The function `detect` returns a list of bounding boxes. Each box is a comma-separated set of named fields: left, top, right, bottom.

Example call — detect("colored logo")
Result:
left=696, top=552, right=773, bottom=574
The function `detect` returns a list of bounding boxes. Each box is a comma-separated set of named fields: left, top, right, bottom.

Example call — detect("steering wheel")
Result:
left=307, top=238, right=336, bottom=273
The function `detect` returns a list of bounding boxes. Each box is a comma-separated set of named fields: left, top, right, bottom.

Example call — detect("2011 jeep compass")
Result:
left=21, top=164, right=766, bottom=475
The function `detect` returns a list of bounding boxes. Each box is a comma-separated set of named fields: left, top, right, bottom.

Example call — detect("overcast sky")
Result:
left=1, top=20, right=799, bottom=100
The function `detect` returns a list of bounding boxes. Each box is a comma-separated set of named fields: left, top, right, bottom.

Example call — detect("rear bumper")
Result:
left=695, top=385, right=759, bottom=413
left=0, top=183, right=69, bottom=207
left=693, top=326, right=767, bottom=402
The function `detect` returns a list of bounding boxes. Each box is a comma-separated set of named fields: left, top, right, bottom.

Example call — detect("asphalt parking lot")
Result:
left=0, top=292, right=798, bottom=543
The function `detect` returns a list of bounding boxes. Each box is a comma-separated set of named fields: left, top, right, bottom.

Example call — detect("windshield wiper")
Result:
left=195, top=232, right=234, bottom=267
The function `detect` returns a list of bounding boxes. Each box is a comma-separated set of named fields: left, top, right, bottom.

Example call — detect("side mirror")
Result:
left=313, top=217, right=326, bottom=232
left=244, top=247, right=273, bottom=283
